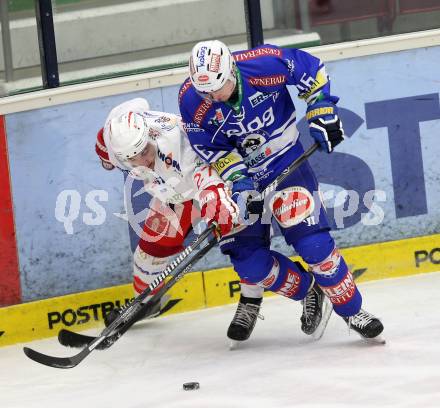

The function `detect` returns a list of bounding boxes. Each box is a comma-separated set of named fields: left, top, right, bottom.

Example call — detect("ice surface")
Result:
left=2, top=272, right=440, bottom=408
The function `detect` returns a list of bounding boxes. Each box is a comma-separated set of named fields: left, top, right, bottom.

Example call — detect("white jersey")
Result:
left=103, top=98, right=222, bottom=205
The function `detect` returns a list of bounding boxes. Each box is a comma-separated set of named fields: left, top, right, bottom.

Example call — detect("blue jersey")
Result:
left=179, top=44, right=333, bottom=191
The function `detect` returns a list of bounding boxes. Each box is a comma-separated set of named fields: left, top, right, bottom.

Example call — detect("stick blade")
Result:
left=58, top=329, right=96, bottom=349
left=23, top=346, right=89, bottom=369
left=58, top=329, right=119, bottom=350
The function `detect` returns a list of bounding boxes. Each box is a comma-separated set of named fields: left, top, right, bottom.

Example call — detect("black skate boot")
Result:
left=301, top=276, right=333, bottom=340
left=227, top=295, right=263, bottom=345
left=104, top=294, right=170, bottom=327
left=343, top=309, right=384, bottom=343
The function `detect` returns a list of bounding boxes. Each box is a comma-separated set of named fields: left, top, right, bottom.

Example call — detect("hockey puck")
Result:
left=183, top=382, right=200, bottom=391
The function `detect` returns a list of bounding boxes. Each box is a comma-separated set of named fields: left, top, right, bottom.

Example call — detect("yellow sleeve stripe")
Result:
left=298, top=68, right=329, bottom=101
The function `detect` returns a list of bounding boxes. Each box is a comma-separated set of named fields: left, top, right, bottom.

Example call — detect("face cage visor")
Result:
left=193, top=66, right=237, bottom=102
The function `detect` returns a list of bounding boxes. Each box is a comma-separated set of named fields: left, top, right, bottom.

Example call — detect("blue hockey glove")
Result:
left=230, top=177, right=263, bottom=219
left=306, top=98, right=345, bottom=153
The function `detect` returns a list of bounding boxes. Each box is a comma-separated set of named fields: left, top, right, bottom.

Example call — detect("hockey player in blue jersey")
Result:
left=179, top=40, right=384, bottom=343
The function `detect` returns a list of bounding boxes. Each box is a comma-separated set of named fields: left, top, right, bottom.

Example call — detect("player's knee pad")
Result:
left=294, top=231, right=335, bottom=265
left=132, top=245, right=169, bottom=296
left=231, top=246, right=274, bottom=284
left=294, top=231, right=362, bottom=316
left=231, top=248, right=312, bottom=301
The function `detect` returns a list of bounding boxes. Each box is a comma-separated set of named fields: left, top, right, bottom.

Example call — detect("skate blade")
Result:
left=311, top=298, right=333, bottom=341
left=229, top=340, right=240, bottom=350
left=361, top=335, right=386, bottom=345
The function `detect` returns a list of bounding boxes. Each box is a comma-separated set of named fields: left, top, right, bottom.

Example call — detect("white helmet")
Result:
left=189, top=40, right=236, bottom=93
left=109, top=112, right=150, bottom=161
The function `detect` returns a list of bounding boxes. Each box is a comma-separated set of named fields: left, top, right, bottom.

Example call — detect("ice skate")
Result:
left=343, top=308, right=385, bottom=344
left=227, top=295, right=263, bottom=349
left=301, top=277, right=333, bottom=340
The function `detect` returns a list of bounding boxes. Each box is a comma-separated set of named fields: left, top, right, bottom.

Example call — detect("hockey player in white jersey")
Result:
left=95, top=97, right=265, bottom=330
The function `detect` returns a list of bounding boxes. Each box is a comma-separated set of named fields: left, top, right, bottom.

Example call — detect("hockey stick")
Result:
left=23, top=224, right=218, bottom=368
left=261, top=143, right=319, bottom=197
left=247, top=142, right=319, bottom=213
left=24, top=144, right=320, bottom=367
left=57, top=298, right=182, bottom=350
left=59, top=143, right=321, bottom=350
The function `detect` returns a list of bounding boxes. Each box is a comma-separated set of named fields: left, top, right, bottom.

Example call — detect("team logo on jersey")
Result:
left=155, top=116, right=171, bottom=124
left=152, top=115, right=177, bottom=131
left=157, top=149, right=181, bottom=172
left=245, top=147, right=272, bottom=168
left=226, top=106, right=274, bottom=138
left=183, top=122, right=204, bottom=133
left=208, top=108, right=225, bottom=126
left=194, top=99, right=213, bottom=125
left=241, top=131, right=272, bottom=167
left=249, top=75, right=286, bottom=87
left=248, top=91, right=272, bottom=108
left=215, top=108, right=225, bottom=123
left=270, top=186, right=315, bottom=227
left=233, top=47, right=282, bottom=62
left=209, top=108, right=226, bottom=127
left=212, top=152, right=242, bottom=178
left=241, top=133, right=266, bottom=154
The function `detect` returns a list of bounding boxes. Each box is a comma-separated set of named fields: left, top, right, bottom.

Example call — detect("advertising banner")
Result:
left=1, top=233, right=438, bottom=346
left=3, top=46, right=440, bottom=300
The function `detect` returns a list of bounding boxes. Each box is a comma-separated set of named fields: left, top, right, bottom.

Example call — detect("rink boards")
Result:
left=1, top=232, right=439, bottom=347
left=1, top=39, right=440, bottom=304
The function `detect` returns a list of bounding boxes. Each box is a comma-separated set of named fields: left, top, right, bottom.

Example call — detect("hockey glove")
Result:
left=306, top=99, right=345, bottom=153
left=199, top=184, right=239, bottom=237
left=231, top=177, right=264, bottom=219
